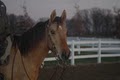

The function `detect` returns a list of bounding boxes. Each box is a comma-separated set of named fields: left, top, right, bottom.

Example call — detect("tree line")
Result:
left=2, top=6, right=120, bottom=39
left=67, top=7, right=120, bottom=39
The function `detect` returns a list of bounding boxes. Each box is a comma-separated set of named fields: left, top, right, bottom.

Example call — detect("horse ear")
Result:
left=49, top=10, right=56, bottom=23
left=61, top=10, right=67, bottom=22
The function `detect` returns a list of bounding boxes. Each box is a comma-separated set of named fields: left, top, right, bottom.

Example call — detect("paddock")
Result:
left=39, top=62, right=120, bottom=80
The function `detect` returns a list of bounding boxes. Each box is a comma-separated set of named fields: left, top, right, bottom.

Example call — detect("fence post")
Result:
left=71, top=40, right=75, bottom=65
left=98, top=39, right=101, bottom=63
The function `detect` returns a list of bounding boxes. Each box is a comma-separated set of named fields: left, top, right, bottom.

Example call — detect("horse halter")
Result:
left=46, top=24, right=58, bottom=55
left=46, top=24, right=66, bottom=63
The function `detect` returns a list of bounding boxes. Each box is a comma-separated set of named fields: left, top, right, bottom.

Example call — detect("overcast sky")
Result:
left=3, top=0, right=120, bottom=21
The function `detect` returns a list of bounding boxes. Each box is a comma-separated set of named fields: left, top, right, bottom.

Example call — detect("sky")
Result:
left=3, top=0, right=120, bottom=21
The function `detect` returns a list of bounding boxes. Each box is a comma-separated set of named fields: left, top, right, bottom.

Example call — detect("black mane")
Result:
left=15, top=17, right=61, bottom=56
left=15, top=20, right=48, bottom=55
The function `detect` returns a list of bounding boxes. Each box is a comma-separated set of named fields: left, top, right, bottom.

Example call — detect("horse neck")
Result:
left=23, top=39, right=49, bottom=65
left=20, top=39, right=49, bottom=80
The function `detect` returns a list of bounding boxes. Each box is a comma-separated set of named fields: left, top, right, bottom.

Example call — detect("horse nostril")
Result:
left=61, top=52, right=67, bottom=60
left=61, top=50, right=70, bottom=60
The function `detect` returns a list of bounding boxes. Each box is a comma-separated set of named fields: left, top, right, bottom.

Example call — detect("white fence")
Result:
left=44, top=39, right=120, bottom=65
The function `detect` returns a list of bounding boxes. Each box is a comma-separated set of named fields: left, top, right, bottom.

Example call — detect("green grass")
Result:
left=101, top=57, right=120, bottom=62
left=44, top=52, right=120, bottom=67
left=43, top=57, right=120, bottom=67
left=75, top=58, right=97, bottom=64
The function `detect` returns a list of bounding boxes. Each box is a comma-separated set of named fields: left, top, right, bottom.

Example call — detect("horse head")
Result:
left=47, top=10, right=70, bottom=62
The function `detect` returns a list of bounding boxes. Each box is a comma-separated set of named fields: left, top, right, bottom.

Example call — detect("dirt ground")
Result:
left=39, top=62, right=120, bottom=80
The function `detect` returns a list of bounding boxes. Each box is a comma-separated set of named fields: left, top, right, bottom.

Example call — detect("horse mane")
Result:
left=15, top=20, right=49, bottom=56
left=15, top=17, right=61, bottom=56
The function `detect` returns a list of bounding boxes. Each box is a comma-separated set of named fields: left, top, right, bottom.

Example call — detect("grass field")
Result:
left=43, top=52, right=120, bottom=67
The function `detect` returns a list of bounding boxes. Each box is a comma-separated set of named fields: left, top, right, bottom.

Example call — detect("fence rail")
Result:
left=44, top=39, right=120, bottom=65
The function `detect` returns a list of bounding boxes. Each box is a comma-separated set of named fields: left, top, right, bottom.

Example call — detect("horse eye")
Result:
left=51, top=30, right=55, bottom=34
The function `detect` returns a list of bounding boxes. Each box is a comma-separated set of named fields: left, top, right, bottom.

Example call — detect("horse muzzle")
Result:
left=58, top=50, right=70, bottom=61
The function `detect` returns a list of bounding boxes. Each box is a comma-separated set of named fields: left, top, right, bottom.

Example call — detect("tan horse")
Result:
left=0, top=10, right=70, bottom=80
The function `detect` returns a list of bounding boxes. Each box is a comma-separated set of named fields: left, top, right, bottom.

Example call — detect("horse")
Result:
left=0, top=10, right=70, bottom=80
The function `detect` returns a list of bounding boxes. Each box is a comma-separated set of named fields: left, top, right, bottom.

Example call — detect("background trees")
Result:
left=2, top=1, right=120, bottom=38
left=67, top=7, right=120, bottom=38
left=7, top=2, right=34, bottom=35
left=114, top=7, right=120, bottom=38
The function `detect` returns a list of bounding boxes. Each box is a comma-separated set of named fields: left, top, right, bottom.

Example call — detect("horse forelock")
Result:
left=53, top=17, right=62, bottom=24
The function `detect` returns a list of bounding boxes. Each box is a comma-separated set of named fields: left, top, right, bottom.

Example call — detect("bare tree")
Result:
left=114, top=7, right=120, bottom=38
left=90, top=8, right=114, bottom=37
left=81, top=9, right=92, bottom=35
left=8, top=1, right=35, bottom=36
left=68, top=4, right=85, bottom=36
